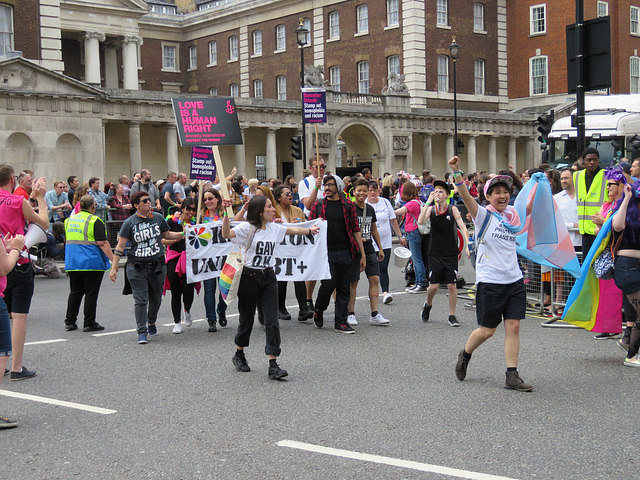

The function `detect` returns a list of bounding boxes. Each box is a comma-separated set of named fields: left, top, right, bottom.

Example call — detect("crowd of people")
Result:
left=1, top=148, right=640, bottom=427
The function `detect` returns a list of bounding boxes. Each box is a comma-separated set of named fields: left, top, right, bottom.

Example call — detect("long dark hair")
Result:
left=616, top=180, right=640, bottom=245
left=246, top=195, right=268, bottom=227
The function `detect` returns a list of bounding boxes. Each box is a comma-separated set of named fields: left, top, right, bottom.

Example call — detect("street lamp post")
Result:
left=295, top=19, right=309, bottom=168
left=449, top=37, right=464, bottom=156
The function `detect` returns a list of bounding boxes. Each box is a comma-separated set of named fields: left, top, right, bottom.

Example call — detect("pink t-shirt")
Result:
left=404, top=199, right=422, bottom=232
left=0, top=189, right=27, bottom=266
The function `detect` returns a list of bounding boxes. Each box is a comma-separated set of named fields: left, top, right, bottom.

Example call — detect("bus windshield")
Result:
left=548, top=136, right=624, bottom=170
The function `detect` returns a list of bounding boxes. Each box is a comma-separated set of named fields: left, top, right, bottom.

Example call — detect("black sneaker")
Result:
left=505, top=371, right=533, bottom=392
left=208, top=321, right=217, bottom=333
left=3, top=368, right=8, bottom=376
left=10, top=367, right=36, bottom=381
left=455, top=350, right=469, bottom=381
left=148, top=323, right=158, bottom=336
left=421, top=303, right=432, bottom=322
left=279, top=309, right=292, bottom=321
left=0, top=415, right=18, bottom=429
left=232, top=352, right=250, bottom=372
left=64, top=323, right=78, bottom=331
left=268, top=362, right=289, bottom=380
left=335, top=322, right=355, bottom=334
left=448, top=315, right=460, bottom=327
left=298, top=304, right=310, bottom=322
left=594, top=332, right=620, bottom=340
left=82, top=323, right=105, bottom=332
left=218, top=310, right=227, bottom=327
left=313, top=309, right=323, bottom=329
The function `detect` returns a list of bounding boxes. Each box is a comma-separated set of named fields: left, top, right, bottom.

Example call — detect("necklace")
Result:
left=434, top=202, right=448, bottom=216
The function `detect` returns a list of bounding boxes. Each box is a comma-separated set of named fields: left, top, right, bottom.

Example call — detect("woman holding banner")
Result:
left=221, top=195, right=319, bottom=380
left=201, top=188, right=227, bottom=332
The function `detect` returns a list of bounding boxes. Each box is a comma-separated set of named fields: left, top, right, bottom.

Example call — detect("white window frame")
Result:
left=356, top=5, right=369, bottom=35
left=275, top=24, right=286, bottom=52
left=329, top=66, right=341, bottom=92
left=631, top=56, right=640, bottom=93
left=229, top=35, right=238, bottom=62
left=276, top=75, right=287, bottom=100
left=474, top=59, right=485, bottom=95
left=436, top=0, right=448, bottom=27
left=387, top=55, right=400, bottom=76
left=208, top=41, right=217, bottom=66
left=252, top=30, right=262, bottom=56
left=437, top=55, right=449, bottom=92
left=209, top=87, right=218, bottom=96
left=329, top=11, right=340, bottom=40
left=530, top=4, right=546, bottom=35
left=473, top=3, right=485, bottom=32
left=387, top=0, right=399, bottom=27
left=253, top=79, right=263, bottom=99
left=303, top=18, right=312, bottom=46
left=0, top=4, right=13, bottom=57
left=529, top=55, right=548, bottom=96
left=161, top=42, right=180, bottom=72
left=188, top=45, right=197, bottom=70
left=632, top=6, right=640, bottom=35
left=597, top=1, right=608, bottom=17
left=230, top=83, right=239, bottom=97
left=358, top=61, right=370, bottom=94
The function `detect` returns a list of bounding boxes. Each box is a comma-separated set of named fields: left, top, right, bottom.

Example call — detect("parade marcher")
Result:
left=109, top=191, right=184, bottom=344
left=201, top=188, right=227, bottom=332
left=574, top=147, right=606, bottom=257
left=221, top=195, right=319, bottom=379
left=394, top=182, right=428, bottom=293
left=63, top=195, right=113, bottom=332
left=0, top=164, right=49, bottom=381
left=448, top=156, right=533, bottom=392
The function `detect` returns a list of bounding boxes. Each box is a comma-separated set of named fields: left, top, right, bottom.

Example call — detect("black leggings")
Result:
left=277, top=281, right=306, bottom=311
left=166, top=257, right=195, bottom=323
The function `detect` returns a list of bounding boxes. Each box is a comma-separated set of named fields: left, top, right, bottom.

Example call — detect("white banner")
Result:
left=185, top=219, right=330, bottom=283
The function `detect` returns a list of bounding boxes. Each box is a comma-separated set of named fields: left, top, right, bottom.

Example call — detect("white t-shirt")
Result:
left=473, top=205, right=523, bottom=284
left=231, top=222, right=287, bottom=269
left=366, top=197, right=396, bottom=251
left=554, top=190, right=581, bottom=247
left=299, top=174, right=324, bottom=216
left=173, top=182, right=186, bottom=201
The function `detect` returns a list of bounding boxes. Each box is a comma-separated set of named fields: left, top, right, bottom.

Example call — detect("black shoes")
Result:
left=279, top=309, right=292, bottom=321
left=232, top=351, right=250, bottom=372
left=0, top=415, right=18, bottom=429
left=335, top=322, right=356, bottom=334
left=218, top=310, right=227, bottom=327
left=268, top=362, right=288, bottom=380
left=64, top=323, right=78, bottom=331
left=313, top=309, right=323, bottom=328
left=448, top=315, right=460, bottom=327
left=10, top=367, right=36, bottom=381
left=504, top=371, right=533, bottom=392
left=298, top=301, right=314, bottom=322
left=82, top=323, right=105, bottom=332
left=421, top=303, right=432, bottom=322
left=208, top=321, right=217, bottom=332
left=455, top=350, right=469, bottom=381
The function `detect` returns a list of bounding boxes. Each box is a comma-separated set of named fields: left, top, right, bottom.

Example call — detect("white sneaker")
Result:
left=369, top=313, right=390, bottom=326
left=347, top=314, right=358, bottom=326
left=383, top=293, right=393, bottom=304
left=172, top=323, right=183, bottom=334
left=183, top=311, right=192, bottom=327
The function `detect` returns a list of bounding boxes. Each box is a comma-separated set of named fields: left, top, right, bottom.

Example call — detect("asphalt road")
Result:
left=0, top=254, right=636, bottom=479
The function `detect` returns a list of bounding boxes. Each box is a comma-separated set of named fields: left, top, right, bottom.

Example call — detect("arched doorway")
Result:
left=5, top=132, right=34, bottom=173
left=336, top=123, right=381, bottom=178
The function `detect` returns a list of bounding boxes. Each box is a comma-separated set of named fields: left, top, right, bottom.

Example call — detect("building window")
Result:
left=230, top=83, right=239, bottom=97
left=473, top=3, right=485, bottom=31
left=208, top=41, right=217, bottom=65
left=437, top=55, right=449, bottom=92
left=387, top=0, right=399, bottom=26
left=189, top=46, right=197, bottom=70
left=0, top=4, right=13, bottom=57
left=150, top=4, right=177, bottom=14
left=631, top=57, right=640, bottom=93
left=209, top=87, right=217, bottom=96
left=329, top=66, right=341, bottom=91
left=530, top=55, right=548, bottom=95
left=357, top=5, right=369, bottom=34
left=436, top=0, right=448, bottom=26
left=276, top=24, right=286, bottom=51
left=474, top=59, right=485, bottom=95
left=229, top=35, right=238, bottom=61
left=358, top=61, right=369, bottom=94
left=162, top=44, right=179, bottom=71
left=531, top=4, right=546, bottom=35
left=277, top=75, right=287, bottom=100
left=303, top=18, right=312, bottom=45
left=252, top=30, right=262, bottom=55
left=329, top=11, right=340, bottom=39
left=632, top=6, right=640, bottom=35
left=253, top=79, right=263, bottom=99
left=387, top=55, right=400, bottom=76
left=597, top=1, right=608, bottom=17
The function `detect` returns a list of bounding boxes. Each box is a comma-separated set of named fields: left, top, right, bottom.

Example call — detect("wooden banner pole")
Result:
left=315, top=124, right=319, bottom=162
left=196, top=179, right=204, bottom=224
left=212, top=145, right=234, bottom=217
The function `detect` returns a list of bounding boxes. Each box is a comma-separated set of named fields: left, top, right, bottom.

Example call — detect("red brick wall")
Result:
left=8, top=0, right=40, bottom=60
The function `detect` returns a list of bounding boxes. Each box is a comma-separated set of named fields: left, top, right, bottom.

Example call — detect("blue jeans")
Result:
left=407, top=229, right=426, bottom=287
left=203, top=278, right=226, bottom=325
left=126, top=262, right=166, bottom=334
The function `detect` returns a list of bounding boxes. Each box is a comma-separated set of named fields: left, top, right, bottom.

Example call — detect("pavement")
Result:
left=0, top=253, right=636, bottom=479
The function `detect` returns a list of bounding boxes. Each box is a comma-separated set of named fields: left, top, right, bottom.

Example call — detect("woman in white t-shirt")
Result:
left=222, top=195, right=319, bottom=380
left=448, top=156, right=533, bottom=392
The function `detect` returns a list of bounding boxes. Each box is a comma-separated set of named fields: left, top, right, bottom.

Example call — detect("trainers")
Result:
left=208, top=321, right=217, bottom=333
left=10, top=367, right=36, bottom=381
left=618, top=339, right=630, bottom=353
left=455, top=350, right=469, bottom=381
left=3, top=368, right=8, bottom=376
left=347, top=314, right=358, bottom=326
left=268, top=362, right=288, bottom=380
left=82, top=323, right=105, bottom=332
left=448, top=315, right=460, bottom=327
left=0, top=416, right=18, bottom=429
left=64, top=323, right=78, bottom=331
left=421, top=303, right=432, bottom=322
left=137, top=334, right=148, bottom=344
left=183, top=311, right=193, bottom=327
left=335, top=322, right=356, bottom=334
left=594, top=332, right=620, bottom=339
left=383, top=292, right=393, bottom=304
left=504, top=371, right=533, bottom=391
left=298, top=304, right=310, bottom=322
left=232, top=352, right=251, bottom=372
left=409, top=285, right=428, bottom=294
left=218, top=310, right=227, bottom=327
left=172, top=323, right=183, bottom=334
left=624, top=354, right=640, bottom=367
left=369, top=313, right=390, bottom=326
left=313, top=309, right=323, bottom=329
left=148, top=323, right=157, bottom=336
left=279, top=309, right=292, bottom=321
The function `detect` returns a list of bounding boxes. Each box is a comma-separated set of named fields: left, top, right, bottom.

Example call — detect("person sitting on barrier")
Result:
left=449, top=155, right=533, bottom=392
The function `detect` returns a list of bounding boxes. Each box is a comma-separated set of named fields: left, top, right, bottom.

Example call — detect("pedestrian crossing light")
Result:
left=537, top=113, right=554, bottom=144
left=291, top=136, right=303, bottom=160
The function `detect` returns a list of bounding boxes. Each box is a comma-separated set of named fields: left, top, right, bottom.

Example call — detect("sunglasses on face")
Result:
left=282, top=192, right=292, bottom=197
left=185, top=207, right=197, bottom=212
left=606, top=182, right=619, bottom=187
left=204, top=196, right=216, bottom=201
left=139, top=198, right=151, bottom=204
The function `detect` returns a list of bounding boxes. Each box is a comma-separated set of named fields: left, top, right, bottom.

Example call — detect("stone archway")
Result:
left=336, top=122, right=382, bottom=177
left=6, top=132, right=34, bottom=173
left=56, top=133, right=83, bottom=182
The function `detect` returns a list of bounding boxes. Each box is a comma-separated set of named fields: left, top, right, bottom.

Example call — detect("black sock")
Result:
left=371, top=311, right=378, bottom=317
left=348, top=311, right=354, bottom=316
left=462, top=349, right=472, bottom=360
left=235, top=349, right=244, bottom=358
left=269, top=358, right=277, bottom=367
left=507, top=367, right=517, bottom=372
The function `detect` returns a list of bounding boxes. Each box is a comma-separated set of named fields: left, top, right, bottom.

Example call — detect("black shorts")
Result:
left=3, top=263, right=35, bottom=314
left=476, top=280, right=526, bottom=328
left=428, top=255, right=458, bottom=285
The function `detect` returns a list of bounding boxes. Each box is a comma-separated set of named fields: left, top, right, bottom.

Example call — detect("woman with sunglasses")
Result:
left=201, top=188, right=227, bottom=332
left=162, top=197, right=198, bottom=334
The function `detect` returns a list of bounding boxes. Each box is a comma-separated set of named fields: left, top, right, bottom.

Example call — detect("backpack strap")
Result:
left=475, top=209, right=493, bottom=245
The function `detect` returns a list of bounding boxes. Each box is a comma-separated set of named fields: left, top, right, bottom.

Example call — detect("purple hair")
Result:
left=615, top=180, right=640, bottom=245
left=605, top=166, right=627, bottom=184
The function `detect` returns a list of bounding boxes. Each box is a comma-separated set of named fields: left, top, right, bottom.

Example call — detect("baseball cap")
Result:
left=483, top=175, right=513, bottom=197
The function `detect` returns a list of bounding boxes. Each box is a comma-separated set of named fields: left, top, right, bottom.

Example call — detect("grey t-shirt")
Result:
left=118, top=212, right=169, bottom=262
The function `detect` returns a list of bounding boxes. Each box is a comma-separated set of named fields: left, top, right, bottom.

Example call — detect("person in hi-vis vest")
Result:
left=573, top=147, right=606, bottom=258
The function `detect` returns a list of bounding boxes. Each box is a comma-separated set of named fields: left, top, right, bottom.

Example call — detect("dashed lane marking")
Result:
left=0, top=390, right=117, bottom=415
left=25, top=339, right=67, bottom=346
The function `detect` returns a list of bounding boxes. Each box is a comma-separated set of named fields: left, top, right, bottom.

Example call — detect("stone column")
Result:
left=266, top=128, right=278, bottom=180
left=102, top=120, right=108, bottom=180
left=122, top=36, right=142, bottom=91
left=128, top=121, right=142, bottom=176
left=104, top=45, right=118, bottom=88
left=445, top=134, right=454, bottom=163
left=488, top=136, right=498, bottom=174
left=508, top=137, right=517, bottom=173
left=467, top=135, right=478, bottom=174
left=235, top=127, right=247, bottom=177
left=84, top=32, right=105, bottom=86
left=166, top=124, right=179, bottom=174
left=526, top=138, right=536, bottom=170
left=423, top=134, right=433, bottom=172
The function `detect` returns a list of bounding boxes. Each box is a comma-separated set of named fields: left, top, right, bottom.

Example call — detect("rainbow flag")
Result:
left=219, top=254, right=241, bottom=304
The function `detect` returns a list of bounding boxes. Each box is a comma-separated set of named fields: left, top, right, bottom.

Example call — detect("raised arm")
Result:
left=448, top=156, right=478, bottom=219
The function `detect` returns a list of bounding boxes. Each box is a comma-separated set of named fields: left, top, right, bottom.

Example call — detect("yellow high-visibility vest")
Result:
left=573, top=169, right=606, bottom=236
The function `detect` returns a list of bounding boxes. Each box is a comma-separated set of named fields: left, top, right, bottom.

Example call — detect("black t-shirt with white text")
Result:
left=119, top=212, right=169, bottom=261
left=355, top=203, right=377, bottom=255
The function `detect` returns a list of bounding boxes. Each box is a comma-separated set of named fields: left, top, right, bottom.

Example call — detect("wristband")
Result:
left=314, top=186, right=319, bottom=191
left=223, top=211, right=229, bottom=217
left=455, top=181, right=465, bottom=186
left=10, top=248, right=20, bottom=254
left=307, top=228, right=311, bottom=235
left=453, top=170, right=463, bottom=178
left=114, top=249, right=125, bottom=257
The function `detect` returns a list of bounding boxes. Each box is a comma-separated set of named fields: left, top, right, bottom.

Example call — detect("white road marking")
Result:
left=0, top=390, right=117, bottom=415
left=277, top=440, right=520, bottom=480
left=92, top=328, right=136, bottom=336
left=25, top=339, right=67, bottom=346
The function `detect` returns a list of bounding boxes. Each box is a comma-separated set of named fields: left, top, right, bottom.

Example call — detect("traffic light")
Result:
left=629, top=134, right=640, bottom=160
left=537, top=112, right=554, bottom=144
left=290, top=136, right=302, bottom=160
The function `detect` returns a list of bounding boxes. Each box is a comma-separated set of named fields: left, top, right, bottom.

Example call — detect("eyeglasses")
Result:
left=282, top=192, right=292, bottom=197
left=204, top=196, right=216, bottom=201
left=139, top=198, right=151, bottom=204
left=606, top=182, right=619, bottom=187
left=185, top=207, right=197, bottom=212
left=324, top=183, right=336, bottom=188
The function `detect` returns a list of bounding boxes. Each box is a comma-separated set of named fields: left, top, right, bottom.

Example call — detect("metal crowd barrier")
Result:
left=542, top=251, right=583, bottom=329
left=105, top=220, right=125, bottom=250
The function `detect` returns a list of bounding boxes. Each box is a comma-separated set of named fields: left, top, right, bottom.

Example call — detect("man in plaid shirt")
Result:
left=308, top=175, right=366, bottom=334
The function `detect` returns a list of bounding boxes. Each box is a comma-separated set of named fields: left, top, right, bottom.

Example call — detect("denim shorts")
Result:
left=0, top=297, right=11, bottom=357
left=613, top=256, right=640, bottom=295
